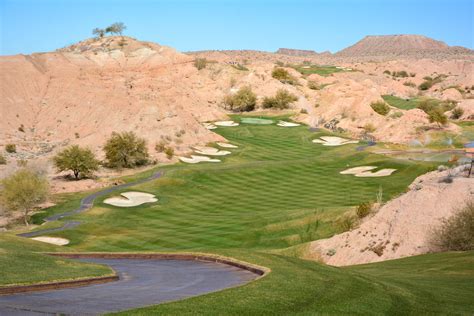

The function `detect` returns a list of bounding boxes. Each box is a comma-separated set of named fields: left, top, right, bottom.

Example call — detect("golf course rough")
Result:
left=8, top=115, right=474, bottom=314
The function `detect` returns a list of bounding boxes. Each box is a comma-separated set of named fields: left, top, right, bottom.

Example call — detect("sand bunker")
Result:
left=277, top=121, right=300, bottom=127
left=340, top=166, right=377, bottom=174
left=103, top=191, right=158, bottom=207
left=217, top=142, right=238, bottom=148
left=31, top=236, right=70, bottom=246
left=203, top=123, right=217, bottom=130
left=179, top=155, right=221, bottom=164
left=193, top=146, right=231, bottom=156
left=214, top=121, right=239, bottom=127
left=356, top=169, right=397, bottom=177
left=241, top=118, right=274, bottom=125
left=340, top=166, right=397, bottom=177
left=312, top=136, right=359, bottom=146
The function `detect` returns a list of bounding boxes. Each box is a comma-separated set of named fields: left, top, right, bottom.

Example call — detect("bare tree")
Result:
left=105, top=22, right=127, bottom=36
left=92, top=28, right=105, bottom=38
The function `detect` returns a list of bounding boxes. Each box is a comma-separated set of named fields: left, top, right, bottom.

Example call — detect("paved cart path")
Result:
left=0, top=258, right=257, bottom=315
left=19, top=171, right=163, bottom=238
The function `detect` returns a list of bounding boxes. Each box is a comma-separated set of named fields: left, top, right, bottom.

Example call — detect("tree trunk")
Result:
left=24, top=210, right=29, bottom=226
left=74, top=170, right=79, bottom=180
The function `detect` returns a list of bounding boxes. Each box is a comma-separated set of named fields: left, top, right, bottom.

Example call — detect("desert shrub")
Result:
left=0, top=168, right=49, bottom=226
left=271, top=67, right=296, bottom=85
left=262, top=89, right=298, bottom=109
left=155, top=141, right=167, bottom=152
left=307, top=81, right=318, bottom=90
left=0, top=154, right=6, bottom=165
left=104, top=131, right=149, bottom=168
left=403, top=81, right=416, bottom=88
left=409, top=72, right=416, bottom=77
left=419, top=74, right=445, bottom=91
left=370, top=101, right=390, bottom=116
left=417, top=99, right=456, bottom=114
left=53, top=145, right=99, bottom=180
left=5, top=144, right=16, bottom=153
left=450, top=107, right=464, bottom=119
left=363, top=123, right=376, bottom=133
left=428, top=109, right=448, bottom=127
left=194, top=58, right=207, bottom=70
left=383, top=70, right=391, bottom=75
left=430, top=201, right=474, bottom=251
left=223, top=86, right=257, bottom=112
left=275, top=61, right=284, bottom=66
left=337, top=216, right=356, bottom=232
left=231, top=64, right=248, bottom=71
left=164, top=147, right=174, bottom=159
left=393, top=70, right=408, bottom=78
left=18, top=124, right=25, bottom=132
left=356, top=202, right=372, bottom=219
left=389, top=111, right=403, bottom=119
left=300, top=108, right=308, bottom=114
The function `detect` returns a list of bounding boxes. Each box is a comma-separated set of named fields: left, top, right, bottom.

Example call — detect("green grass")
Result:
left=291, top=64, right=347, bottom=76
left=382, top=95, right=420, bottom=110
left=47, top=120, right=434, bottom=251
left=5, top=116, right=473, bottom=314
left=112, top=250, right=474, bottom=315
left=0, top=234, right=113, bottom=286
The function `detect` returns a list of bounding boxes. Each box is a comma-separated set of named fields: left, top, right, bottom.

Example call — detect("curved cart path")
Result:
left=0, top=258, right=257, bottom=315
left=19, top=171, right=163, bottom=238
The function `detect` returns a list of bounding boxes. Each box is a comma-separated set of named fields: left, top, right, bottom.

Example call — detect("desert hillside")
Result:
left=1, top=34, right=473, bottom=173
left=336, top=34, right=473, bottom=58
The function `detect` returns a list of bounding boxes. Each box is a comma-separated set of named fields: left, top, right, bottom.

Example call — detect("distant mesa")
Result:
left=336, top=34, right=473, bottom=57
left=276, top=48, right=333, bottom=57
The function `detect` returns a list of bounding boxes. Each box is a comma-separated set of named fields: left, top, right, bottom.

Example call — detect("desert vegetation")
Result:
left=53, top=145, right=100, bottom=180
left=430, top=201, right=474, bottom=251
left=223, top=86, right=257, bottom=112
left=1, top=168, right=49, bottom=225
left=104, top=131, right=149, bottom=168
left=271, top=67, right=297, bottom=84
left=92, top=22, right=126, bottom=38
left=194, top=58, right=207, bottom=70
left=5, top=144, right=16, bottom=153
left=262, top=89, right=298, bottom=109
left=370, top=101, right=390, bottom=115
left=418, top=74, right=446, bottom=90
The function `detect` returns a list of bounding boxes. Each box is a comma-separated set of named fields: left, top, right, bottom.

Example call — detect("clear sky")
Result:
left=0, top=0, right=473, bottom=55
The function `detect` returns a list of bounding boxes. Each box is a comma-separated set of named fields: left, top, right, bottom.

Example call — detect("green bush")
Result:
left=5, top=144, right=16, bottom=153
left=53, top=145, right=99, bottom=180
left=450, top=107, right=464, bottom=119
left=104, top=131, right=149, bottom=168
left=223, top=86, right=257, bottom=112
left=428, top=109, right=448, bottom=127
left=1, top=168, right=49, bottom=226
left=271, top=67, right=296, bottom=85
left=262, top=89, right=298, bottom=109
left=194, top=58, right=207, bottom=70
left=370, top=101, right=390, bottom=116
left=392, top=70, right=408, bottom=78
left=356, top=202, right=372, bottom=219
left=418, top=81, right=433, bottom=91
left=430, top=201, right=474, bottom=251
left=383, top=70, right=391, bottom=75
left=164, top=147, right=174, bottom=160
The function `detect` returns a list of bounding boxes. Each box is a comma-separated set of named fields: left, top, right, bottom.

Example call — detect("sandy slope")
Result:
left=309, top=165, right=473, bottom=266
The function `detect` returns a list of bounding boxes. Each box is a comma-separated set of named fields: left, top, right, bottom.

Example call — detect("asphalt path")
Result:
left=0, top=258, right=257, bottom=315
left=19, top=171, right=163, bottom=238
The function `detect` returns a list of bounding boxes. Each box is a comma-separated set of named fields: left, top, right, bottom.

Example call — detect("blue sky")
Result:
left=0, top=0, right=472, bottom=55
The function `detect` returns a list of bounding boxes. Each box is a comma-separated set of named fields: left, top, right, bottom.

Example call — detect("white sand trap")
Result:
left=203, top=123, right=217, bottom=130
left=179, top=155, right=221, bottom=164
left=193, top=146, right=231, bottom=156
left=277, top=121, right=300, bottom=127
left=313, top=136, right=359, bottom=146
left=31, top=236, right=70, bottom=246
left=104, top=191, right=158, bottom=207
left=356, top=169, right=397, bottom=177
left=340, top=166, right=377, bottom=175
left=217, top=142, right=238, bottom=148
left=214, top=121, right=239, bottom=127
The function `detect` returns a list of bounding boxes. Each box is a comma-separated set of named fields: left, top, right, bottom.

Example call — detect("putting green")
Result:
left=13, top=115, right=473, bottom=314
left=240, top=117, right=274, bottom=124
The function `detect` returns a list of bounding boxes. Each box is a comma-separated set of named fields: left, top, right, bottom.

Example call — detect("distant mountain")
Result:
left=276, top=48, right=332, bottom=57
left=336, top=34, right=473, bottom=58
